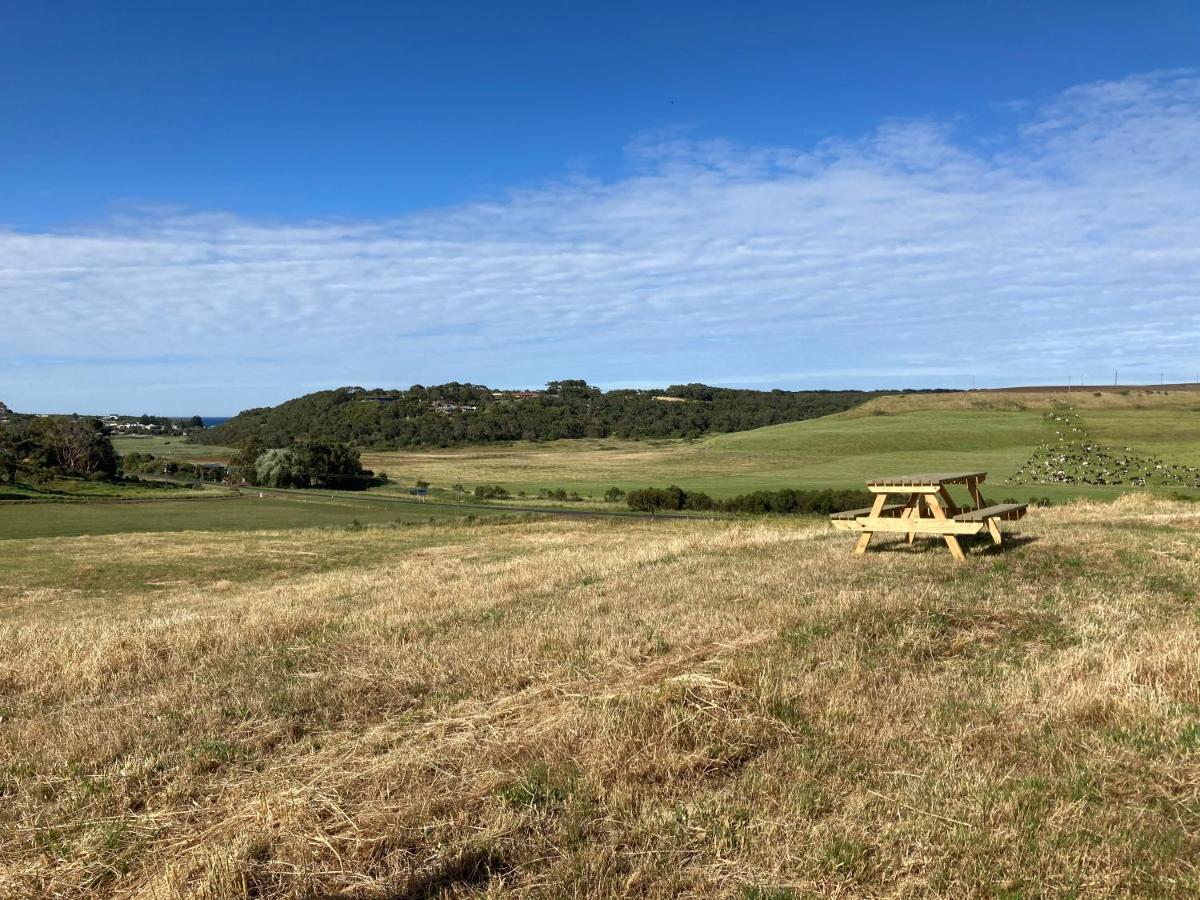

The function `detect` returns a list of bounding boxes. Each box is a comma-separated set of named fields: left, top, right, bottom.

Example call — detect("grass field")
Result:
left=0, top=477, right=210, bottom=503
left=7, top=389, right=1195, bottom=541
left=2, top=498, right=1198, bottom=896
left=0, top=494, right=509, bottom=540
left=111, top=435, right=237, bottom=461
left=361, top=390, right=1200, bottom=503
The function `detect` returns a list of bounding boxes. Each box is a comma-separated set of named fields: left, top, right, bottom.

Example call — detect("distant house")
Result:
left=492, top=390, right=541, bottom=400
left=431, top=401, right=478, bottom=414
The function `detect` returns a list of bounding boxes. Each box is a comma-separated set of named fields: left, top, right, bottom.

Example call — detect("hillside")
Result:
left=4, top=499, right=1198, bottom=895
left=845, top=386, right=1200, bottom=415
left=191, top=382, right=917, bottom=450
left=344, top=389, right=1200, bottom=507
left=355, top=407, right=1050, bottom=499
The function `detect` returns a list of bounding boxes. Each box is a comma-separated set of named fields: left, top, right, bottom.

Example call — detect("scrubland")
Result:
left=2, top=497, right=1198, bottom=897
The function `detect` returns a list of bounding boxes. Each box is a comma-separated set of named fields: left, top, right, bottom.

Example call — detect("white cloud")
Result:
left=2, top=70, right=1199, bottom=411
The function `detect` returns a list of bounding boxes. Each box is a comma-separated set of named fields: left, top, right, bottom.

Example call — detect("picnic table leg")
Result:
left=986, top=517, right=1003, bottom=545
left=924, top=493, right=966, bottom=561
left=967, top=476, right=987, bottom=511
left=903, top=493, right=921, bottom=544
left=854, top=493, right=889, bottom=556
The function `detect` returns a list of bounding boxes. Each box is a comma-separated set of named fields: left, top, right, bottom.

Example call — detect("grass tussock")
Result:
left=1, top=501, right=1199, bottom=897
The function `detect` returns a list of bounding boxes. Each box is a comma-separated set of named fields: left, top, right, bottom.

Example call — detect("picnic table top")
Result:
left=865, top=471, right=986, bottom=488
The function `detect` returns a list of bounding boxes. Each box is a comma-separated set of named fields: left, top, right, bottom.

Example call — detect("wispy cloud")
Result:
left=3, top=70, right=1199, bottom=412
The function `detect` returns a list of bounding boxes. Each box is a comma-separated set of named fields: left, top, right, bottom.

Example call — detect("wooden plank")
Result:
left=924, top=492, right=967, bottom=561
left=829, top=504, right=904, bottom=520
left=966, top=476, right=987, bottom=510
left=868, top=484, right=940, bottom=494
left=904, top=494, right=921, bottom=544
left=853, top=493, right=888, bottom=556
left=937, top=486, right=961, bottom=516
left=953, top=503, right=1028, bottom=523
left=854, top=517, right=985, bottom=535
left=944, top=536, right=966, bottom=561
left=866, top=471, right=986, bottom=487
left=987, top=517, right=1003, bottom=545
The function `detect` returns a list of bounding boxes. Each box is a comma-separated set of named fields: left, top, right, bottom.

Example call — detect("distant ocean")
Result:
left=198, top=417, right=231, bottom=427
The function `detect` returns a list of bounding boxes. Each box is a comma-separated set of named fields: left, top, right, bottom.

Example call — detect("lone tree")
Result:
left=254, top=440, right=376, bottom=490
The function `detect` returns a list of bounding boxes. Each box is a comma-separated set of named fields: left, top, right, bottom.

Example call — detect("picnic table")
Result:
left=829, top=471, right=1026, bottom=561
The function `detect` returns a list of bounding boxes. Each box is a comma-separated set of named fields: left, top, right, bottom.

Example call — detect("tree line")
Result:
left=0, top=416, right=119, bottom=484
left=624, top=485, right=877, bottom=515
left=1, top=415, right=376, bottom=491
left=192, top=380, right=943, bottom=450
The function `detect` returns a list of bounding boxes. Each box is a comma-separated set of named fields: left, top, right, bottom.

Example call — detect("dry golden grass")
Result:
left=2, top=500, right=1199, bottom=897
left=850, top=387, right=1200, bottom=416
left=360, top=439, right=707, bottom=491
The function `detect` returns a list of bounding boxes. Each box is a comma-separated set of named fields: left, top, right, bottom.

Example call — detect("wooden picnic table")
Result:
left=829, top=471, right=1027, bottom=561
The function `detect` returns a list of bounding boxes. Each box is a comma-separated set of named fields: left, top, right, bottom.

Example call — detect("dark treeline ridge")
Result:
left=193, top=380, right=946, bottom=449
left=624, top=485, right=876, bottom=515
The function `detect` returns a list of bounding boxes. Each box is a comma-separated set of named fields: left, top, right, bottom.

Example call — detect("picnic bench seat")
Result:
left=952, top=502, right=1027, bottom=523
left=829, top=503, right=904, bottom=521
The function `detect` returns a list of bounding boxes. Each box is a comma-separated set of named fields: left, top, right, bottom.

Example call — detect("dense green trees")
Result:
left=473, top=484, right=510, bottom=500
left=0, top=429, right=30, bottom=483
left=229, top=438, right=267, bottom=485
left=0, top=416, right=119, bottom=481
left=254, top=440, right=377, bottom=489
left=192, top=381, right=934, bottom=451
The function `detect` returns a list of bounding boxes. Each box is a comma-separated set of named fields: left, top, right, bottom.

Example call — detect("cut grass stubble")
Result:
left=1, top=497, right=1199, bottom=896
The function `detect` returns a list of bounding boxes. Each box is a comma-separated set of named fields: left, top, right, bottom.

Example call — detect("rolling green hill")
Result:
left=360, top=389, right=1200, bottom=503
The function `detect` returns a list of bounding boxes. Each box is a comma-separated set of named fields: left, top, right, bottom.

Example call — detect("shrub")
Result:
left=603, top=486, right=626, bottom=503
left=538, top=488, right=583, bottom=502
left=474, top=484, right=510, bottom=500
left=625, top=485, right=687, bottom=511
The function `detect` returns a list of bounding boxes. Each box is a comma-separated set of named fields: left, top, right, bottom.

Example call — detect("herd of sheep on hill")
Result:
left=1006, top=409, right=1200, bottom=488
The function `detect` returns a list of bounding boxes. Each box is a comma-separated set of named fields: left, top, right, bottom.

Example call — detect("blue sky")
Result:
left=2, top=1, right=1198, bottom=414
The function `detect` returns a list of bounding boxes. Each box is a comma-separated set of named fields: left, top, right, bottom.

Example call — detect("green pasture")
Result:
left=1083, top=409, right=1200, bottom=467
left=0, top=476, right=212, bottom=502
left=0, top=494, right=505, bottom=540
left=12, top=398, right=1198, bottom=540
left=112, top=434, right=236, bottom=461
left=367, top=405, right=1200, bottom=503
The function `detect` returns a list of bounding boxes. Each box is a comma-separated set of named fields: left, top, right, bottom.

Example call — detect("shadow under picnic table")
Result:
left=869, top=532, right=1039, bottom=556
